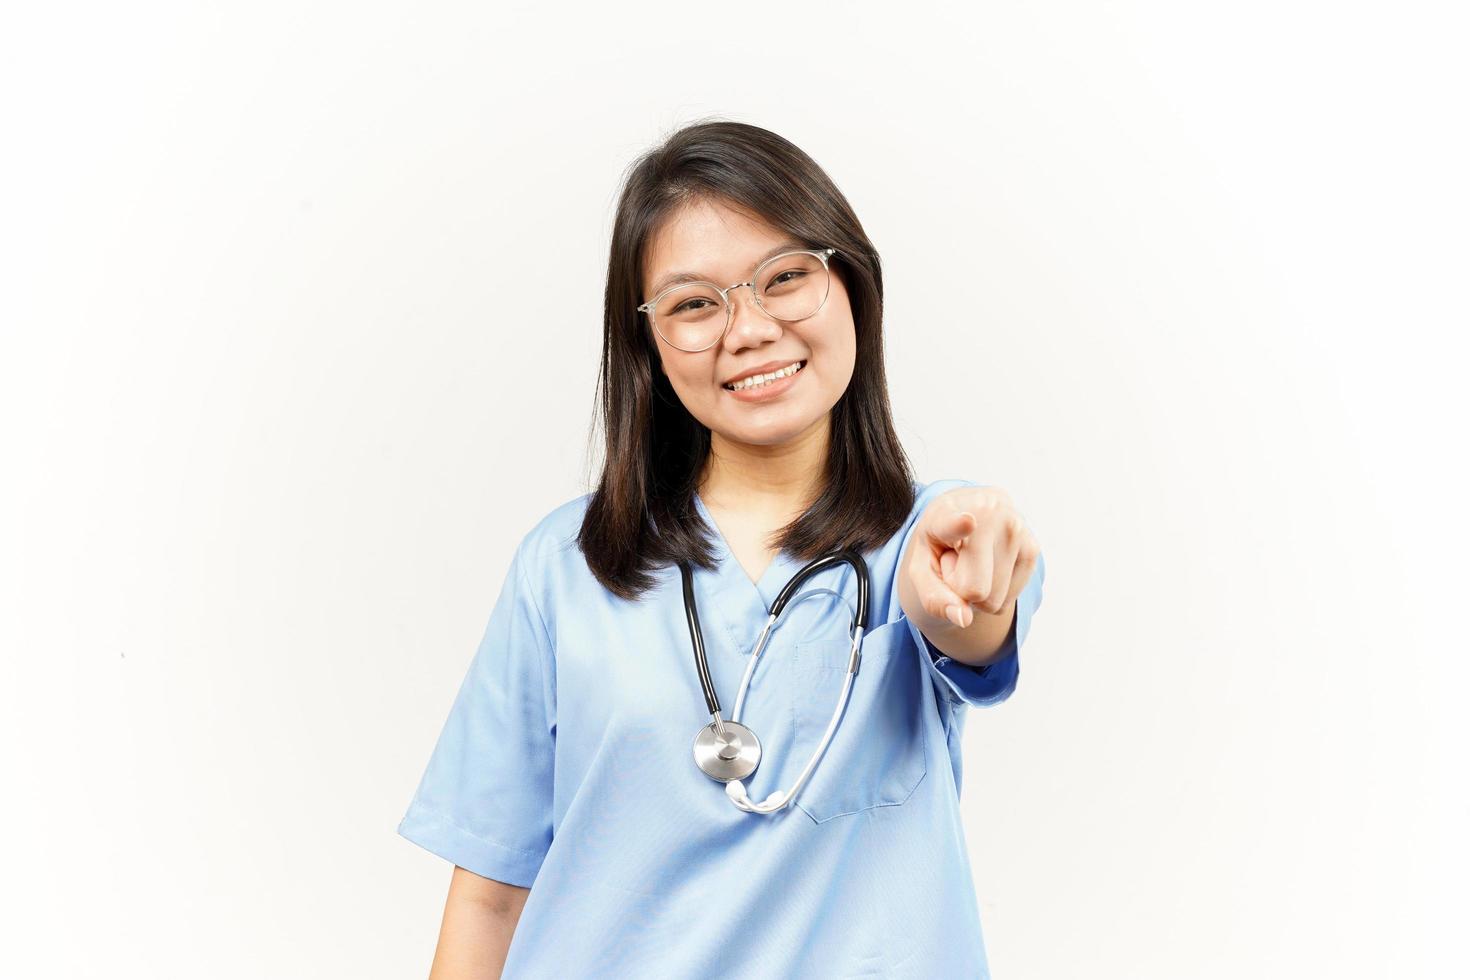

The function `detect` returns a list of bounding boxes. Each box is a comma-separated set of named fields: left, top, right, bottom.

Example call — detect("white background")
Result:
left=3, top=2, right=1465, bottom=977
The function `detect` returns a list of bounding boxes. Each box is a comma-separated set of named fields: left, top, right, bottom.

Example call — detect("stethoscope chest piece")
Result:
left=692, top=719, right=761, bottom=782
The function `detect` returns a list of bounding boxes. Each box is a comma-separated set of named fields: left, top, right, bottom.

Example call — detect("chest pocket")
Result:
left=789, top=617, right=927, bottom=824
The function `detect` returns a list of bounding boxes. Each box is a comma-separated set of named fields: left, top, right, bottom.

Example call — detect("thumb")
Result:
left=926, top=508, right=975, bottom=551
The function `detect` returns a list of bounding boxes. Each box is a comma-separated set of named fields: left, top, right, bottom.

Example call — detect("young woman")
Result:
left=398, top=120, right=1046, bottom=979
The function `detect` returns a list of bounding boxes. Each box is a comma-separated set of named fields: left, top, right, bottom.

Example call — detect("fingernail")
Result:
left=945, top=604, right=964, bottom=628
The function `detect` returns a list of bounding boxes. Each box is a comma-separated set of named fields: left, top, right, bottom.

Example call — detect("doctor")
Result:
left=398, top=119, right=1045, bottom=979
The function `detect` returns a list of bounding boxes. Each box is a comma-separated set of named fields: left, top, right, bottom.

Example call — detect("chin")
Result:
left=734, top=430, right=804, bottom=448
left=721, top=414, right=823, bottom=448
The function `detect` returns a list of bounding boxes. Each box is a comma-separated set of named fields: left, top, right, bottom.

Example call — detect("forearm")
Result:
left=427, top=869, right=530, bottom=980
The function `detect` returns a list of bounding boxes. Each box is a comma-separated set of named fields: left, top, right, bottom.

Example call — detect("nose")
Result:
left=722, top=281, right=781, bottom=351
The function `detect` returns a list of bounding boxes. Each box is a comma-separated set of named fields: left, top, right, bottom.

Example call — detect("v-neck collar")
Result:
left=689, top=490, right=859, bottom=661
left=692, top=490, right=800, bottom=613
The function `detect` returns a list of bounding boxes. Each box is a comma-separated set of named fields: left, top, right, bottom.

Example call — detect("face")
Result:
left=641, top=197, right=856, bottom=449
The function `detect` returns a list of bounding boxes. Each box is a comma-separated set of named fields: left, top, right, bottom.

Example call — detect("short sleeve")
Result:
left=897, top=479, right=1046, bottom=710
left=396, top=542, right=557, bottom=888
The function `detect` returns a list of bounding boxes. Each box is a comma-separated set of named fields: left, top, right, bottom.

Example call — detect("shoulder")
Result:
left=513, top=492, right=593, bottom=574
left=874, top=476, right=985, bottom=564
left=905, top=477, right=982, bottom=524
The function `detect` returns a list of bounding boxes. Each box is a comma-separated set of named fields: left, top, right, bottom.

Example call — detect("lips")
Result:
left=721, top=359, right=807, bottom=391
left=721, top=359, right=807, bottom=400
left=721, top=358, right=805, bottom=388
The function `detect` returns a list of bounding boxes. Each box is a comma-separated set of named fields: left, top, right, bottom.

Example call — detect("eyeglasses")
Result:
left=637, top=247, right=837, bottom=353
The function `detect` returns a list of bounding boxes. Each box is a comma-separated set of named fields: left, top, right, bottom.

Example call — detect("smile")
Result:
left=723, top=360, right=806, bottom=391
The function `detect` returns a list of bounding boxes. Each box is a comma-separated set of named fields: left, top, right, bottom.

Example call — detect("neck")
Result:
left=698, top=415, right=830, bottom=514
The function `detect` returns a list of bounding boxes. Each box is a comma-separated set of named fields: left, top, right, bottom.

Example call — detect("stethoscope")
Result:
left=678, top=550, right=870, bottom=815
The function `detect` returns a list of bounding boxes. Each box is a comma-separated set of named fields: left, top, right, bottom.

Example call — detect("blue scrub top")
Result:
left=398, top=477, right=1046, bottom=978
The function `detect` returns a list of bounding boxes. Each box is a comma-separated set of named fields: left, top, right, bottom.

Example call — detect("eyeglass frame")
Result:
left=636, top=247, right=839, bottom=353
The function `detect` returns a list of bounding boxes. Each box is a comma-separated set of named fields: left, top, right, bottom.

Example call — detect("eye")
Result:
left=672, top=298, right=715, bottom=314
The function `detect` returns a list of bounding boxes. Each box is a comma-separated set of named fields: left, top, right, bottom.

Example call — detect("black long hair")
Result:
left=577, top=119, right=917, bottom=601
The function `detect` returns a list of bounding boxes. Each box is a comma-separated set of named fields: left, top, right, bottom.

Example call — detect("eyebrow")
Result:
left=647, top=240, right=809, bottom=298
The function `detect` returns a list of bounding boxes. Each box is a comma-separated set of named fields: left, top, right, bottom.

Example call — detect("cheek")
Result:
left=660, top=356, right=719, bottom=418
left=810, top=299, right=858, bottom=386
left=822, top=340, right=858, bottom=398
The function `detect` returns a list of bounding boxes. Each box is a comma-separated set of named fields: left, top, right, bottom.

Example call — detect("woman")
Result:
left=398, top=120, right=1046, bottom=978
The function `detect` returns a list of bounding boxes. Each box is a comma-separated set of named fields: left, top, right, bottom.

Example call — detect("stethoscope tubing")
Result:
left=680, top=548, right=872, bottom=814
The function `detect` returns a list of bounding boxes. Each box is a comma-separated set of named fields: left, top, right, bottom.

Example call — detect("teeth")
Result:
left=725, top=361, right=804, bottom=391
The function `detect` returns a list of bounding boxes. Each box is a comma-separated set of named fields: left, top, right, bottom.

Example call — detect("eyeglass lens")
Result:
left=652, top=252, right=830, bottom=351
